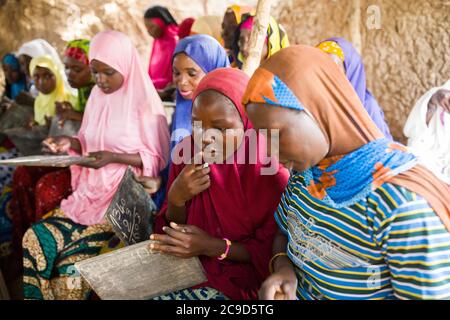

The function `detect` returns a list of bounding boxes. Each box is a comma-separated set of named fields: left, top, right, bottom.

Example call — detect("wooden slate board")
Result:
left=75, top=240, right=207, bottom=300
left=48, top=116, right=81, bottom=137
left=104, top=167, right=157, bottom=246
left=0, top=155, right=94, bottom=167
left=0, top=103, right=33, bottom=133
left=4, top=125, right=48, bottom=156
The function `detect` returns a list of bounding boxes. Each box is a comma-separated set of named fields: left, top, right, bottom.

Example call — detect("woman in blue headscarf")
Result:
left=317, top=38, right=393, bottom=140
left=149, top=35, right=229, bottom=211
left=170, top=34, right=230, bottom=152
left=1, top=54, right=26, bottom=101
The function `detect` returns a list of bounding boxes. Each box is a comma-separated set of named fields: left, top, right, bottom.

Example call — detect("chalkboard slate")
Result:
left=75, top=240, right=207, bottom=300
left=104, top=167, right=157, bottom=246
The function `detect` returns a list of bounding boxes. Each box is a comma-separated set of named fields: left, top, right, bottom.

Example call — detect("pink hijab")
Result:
left=62, top=30, right=170, bottom=226
left=148, top=19, right=179, bottom=90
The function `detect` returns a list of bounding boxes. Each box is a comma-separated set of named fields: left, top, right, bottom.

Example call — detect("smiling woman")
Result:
left=170, top=35, right=230, bottom=153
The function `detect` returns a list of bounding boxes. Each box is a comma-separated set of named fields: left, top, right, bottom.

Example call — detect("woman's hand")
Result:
left=134, top=175, right=162, bottom=195
left=56, top=101, right=83, bottom=126
left=42, top=136, right=72, bottom=154
left=168, top=162, right=210, bottom=207
left=259, top=262, right=298, bottom=300
left=15, top=91, right=35, bottom=107
left=149, top=222, right=218, bottom=258
left=81, top=151, right=115, bottom=169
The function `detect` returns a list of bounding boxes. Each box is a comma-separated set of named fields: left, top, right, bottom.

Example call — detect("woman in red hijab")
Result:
left=151, top=68, right=289, bottom=300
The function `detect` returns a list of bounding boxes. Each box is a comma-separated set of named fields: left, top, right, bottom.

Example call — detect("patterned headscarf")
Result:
left=243, top=45, right=450, bottom=230
left=64, top=39, right=90, bottom=66
left=317, top=40, right=344, bottom=61
left=64, top=39, right=93, bottom=112
left=235, top=14, right=289, bottom=68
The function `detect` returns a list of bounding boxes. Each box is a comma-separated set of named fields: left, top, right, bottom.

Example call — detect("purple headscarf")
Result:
left=325, top=37, right=393, bottom=140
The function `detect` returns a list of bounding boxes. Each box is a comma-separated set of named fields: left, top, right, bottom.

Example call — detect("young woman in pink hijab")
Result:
left=144, top=6, right=179, bottom=93
left=22, top=30, right=170, bottom=300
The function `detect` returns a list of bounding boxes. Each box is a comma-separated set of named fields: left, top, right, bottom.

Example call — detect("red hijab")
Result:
left=156, top=68, right=289, bottom=300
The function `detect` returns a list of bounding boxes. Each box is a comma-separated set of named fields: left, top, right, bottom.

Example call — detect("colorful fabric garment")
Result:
left=153, top=287, right=228, bottom=300
left=276, top=175, right=450, bottom=299
left=61, top=30, right=169, bottom=226
left=0, top=186, right=13, bottom=258
left=404, top=78, right=450, bottom=184
left=157, top=68, right=289, bottom=300
left=0, top=147, right=19, bottom=192
left=2, top=54, right=26, bottom=100
left=64, top=39, right=90, bottom=66
left=170, top=35, right=230, bottom=152
left=227, top=4, right=253, bottom=24
left=243, top=45, right=450, bottom=228
left=64, top=39, right=94, bottom=112
left=23, top=208, right=114, bottom=300
left=234, top=15, right=289, bottom=68
left=243, top=45, right=450, bottom=299
left=145, top=6, right=179, bottom=90
left=10, top=167, right=71, bottom=258
left=30, top=55, right=77, bottom=125
left=178, top=18, right=195, bottom=39
left=316, top=40, right=345, bottom=61
left=18, top=39, right=77, bottom=98
left=317, top=38, right=392, bottom=139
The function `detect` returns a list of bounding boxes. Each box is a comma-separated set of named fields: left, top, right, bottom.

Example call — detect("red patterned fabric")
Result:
left=10, top=166, right=72, bottom=256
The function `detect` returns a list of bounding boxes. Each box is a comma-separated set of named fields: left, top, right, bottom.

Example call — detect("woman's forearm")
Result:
left=111, top=152, right=143, bottom=168
left=272, top=231, right=294, bottom=272
left=166, top=202, right=187, bottom=224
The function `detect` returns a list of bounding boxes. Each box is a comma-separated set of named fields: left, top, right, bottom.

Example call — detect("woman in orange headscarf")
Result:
left=244, top=45, right=450, bottom=300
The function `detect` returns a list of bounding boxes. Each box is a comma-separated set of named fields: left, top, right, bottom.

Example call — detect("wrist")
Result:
left=205, top=237, right=227, bottom=258
left=270, top=252, right=293, bottom=274
left=168, top=185, right=188, bottom=207
left=275, top=256, right=294, bottom=273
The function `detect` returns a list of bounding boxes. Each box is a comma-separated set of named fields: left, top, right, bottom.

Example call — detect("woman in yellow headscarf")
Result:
left=29, top=55, right=77, bottom=126
left=234, top=14, right=289, bottom=69
left=221, top=5, right=253, bottom=51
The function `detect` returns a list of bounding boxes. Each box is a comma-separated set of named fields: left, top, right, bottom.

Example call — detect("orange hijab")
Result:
left=243, top=45, right=450, bottom=231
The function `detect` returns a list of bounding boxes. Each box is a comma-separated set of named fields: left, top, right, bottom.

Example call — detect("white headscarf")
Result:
left=16, top=39, right=77, bottom=97
left=404, top=79, right=450, bottom=184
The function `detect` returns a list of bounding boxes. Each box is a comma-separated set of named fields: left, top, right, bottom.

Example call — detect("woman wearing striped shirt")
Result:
left=243, top=45, right=450, bottom=300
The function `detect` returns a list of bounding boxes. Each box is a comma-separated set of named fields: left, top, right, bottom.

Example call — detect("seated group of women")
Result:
left=0, top=3, right=449, bottom=300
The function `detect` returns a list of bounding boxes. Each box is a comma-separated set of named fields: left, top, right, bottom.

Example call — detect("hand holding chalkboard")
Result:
left=105, top=167, right=157, bottom=246
left=75, top=240, right=207, bottom=300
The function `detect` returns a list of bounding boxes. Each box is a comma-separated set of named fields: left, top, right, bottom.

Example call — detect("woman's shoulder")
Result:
left=367, top=182, right=434, bottom=219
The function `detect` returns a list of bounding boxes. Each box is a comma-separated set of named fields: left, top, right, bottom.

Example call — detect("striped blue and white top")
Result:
left=276, top=173, right=450, bottom=300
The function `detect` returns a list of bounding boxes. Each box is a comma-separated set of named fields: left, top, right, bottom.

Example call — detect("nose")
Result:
left=95, top=72, right=106, bottom=85
left=179, top=73, right=189, bottom=86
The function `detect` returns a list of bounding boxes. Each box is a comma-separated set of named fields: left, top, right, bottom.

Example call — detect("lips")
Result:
left=179, top=90, right=193, bottom=98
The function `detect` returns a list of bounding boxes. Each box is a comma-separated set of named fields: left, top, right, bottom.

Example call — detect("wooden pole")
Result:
left=241, top=0, right=273, bottom=77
